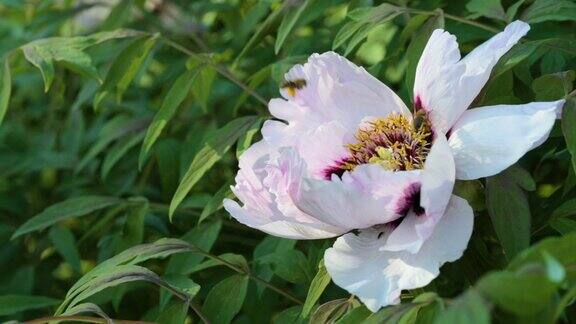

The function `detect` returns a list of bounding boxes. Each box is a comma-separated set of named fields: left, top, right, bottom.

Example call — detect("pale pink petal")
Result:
left=449, top=100, right=564, bottom=180
left=262, top=120, right=353, bottom=179
left=225, top=141, right=345, bottom=239
left=223, top=200, right=342, bottom=240
left=414, top=21, right=529, bottom=133
left=278, top=52, right=410, bottom=131
left=383, top=134, right=455, bottom=253
left=325, top=195, right=474, bottom=312
left=295, top=164, right=422, bottom=231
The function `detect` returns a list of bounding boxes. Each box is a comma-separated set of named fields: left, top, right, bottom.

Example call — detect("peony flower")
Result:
left=224, top=20, right=565, bottom=312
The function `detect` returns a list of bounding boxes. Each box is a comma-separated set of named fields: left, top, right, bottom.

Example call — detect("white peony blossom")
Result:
left=224, top=21, right=565, bottom=312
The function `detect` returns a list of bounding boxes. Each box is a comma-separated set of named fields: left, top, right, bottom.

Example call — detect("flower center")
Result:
left=327, top=112, right=432, bottom=178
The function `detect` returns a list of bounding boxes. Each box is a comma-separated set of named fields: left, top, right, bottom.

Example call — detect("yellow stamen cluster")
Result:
left=340, top=112, right=432, bottom=172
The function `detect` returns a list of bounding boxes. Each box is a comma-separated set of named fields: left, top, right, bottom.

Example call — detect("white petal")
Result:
left=225, top=141, right=344, bottom=239
left=383, top=134, right=455, bottom=253
left=295, top=164, right=422, bottom=231
left=262, top=120, right=353, bottom=179
left=414, top=21, right=529, bottom=133
left=223, top=199, right=342, bottom=240
left=278, top=52, right=410, bottom=130
left=449, top=100, right=564, bottom=180
left=325, top=195, right=474, bottom=312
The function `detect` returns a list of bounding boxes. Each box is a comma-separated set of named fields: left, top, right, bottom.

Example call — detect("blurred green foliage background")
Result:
left=0, top=0, right=575, bottom=323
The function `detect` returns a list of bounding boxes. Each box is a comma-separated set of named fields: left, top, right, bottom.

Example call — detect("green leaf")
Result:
left=477, top=269, right=558, bottom=315
left=160, top=274, right=200, bottom=311
left=508, top=232, right=576, bottom=281
left=156, top=300, right=188, bottom=324
left=336, top=306, right=372, bottom=324
left=76, top=115, right=149, bottom=174
left=66, top=265, right=165, bottom=309
left=552, top=198, right=576, bottom=218
left=302, top=260, right=331, bottom=318
left=12, top=196, right=122, bottom=239
left=169, top=116, right=260, bottom=219
left=202, top=275, right=249, bottom=324
left=333, top=21, right=364, bottom=50
left=102, top=131, right=145, bottom=179
left=0, top=295, right=60, bottom=316
left=94, top=34, right=159, bottom=110
left=21, top=29, right=140, bottom=91
left=520, top=0, right=576, bottom=23
left=562, top=98, right=576, bottom=174
left=532, top=71, right=575, bottom=101
left=262, top=249, right=313, bottom=284
left=165, top=221, right=222, bottom=275
left=540, top=51, right=566, bottom=75
left=275, top=306, right=307, bottom=324
left=191, top=253, right=249, bottom=273
left=506, top=0, right=527, bottom=19
left=0, top=56, right=11, bottom=125
left=236, top=117, right=263, bottom=158
left=405, top=12, right=445, bottom=97
left=340, top=4, right=404, bottom=55
left=198, top=180, right=233, bottom=224
left=492, top=41, right=540, bottom=79
left=61, top=302, right=112, bottom=321
left=311, top=299, right=353, bottom=323
left=486, top=168, right=531, bottom=260
left=234, top=3, right=284, bottom=66
left=194, top=65, right=216, bottom=113
left=466, top=0, right=507, bottom=21
left=453, top=180, right=485, bottom=211
left=101, top=0, right=133, bottom=30
left=344, top=23, right=376, bottom=56
left=433, top=290, right=490, bottom=324
left=49, top=225, right=82, bottom=273
left=117, top=197, right=149, bottom=251
left=550, top=217, right=576, bottom=234
left=275, top=0, right=310, bottom=54
left=58, top=239, right=195, bottom=315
